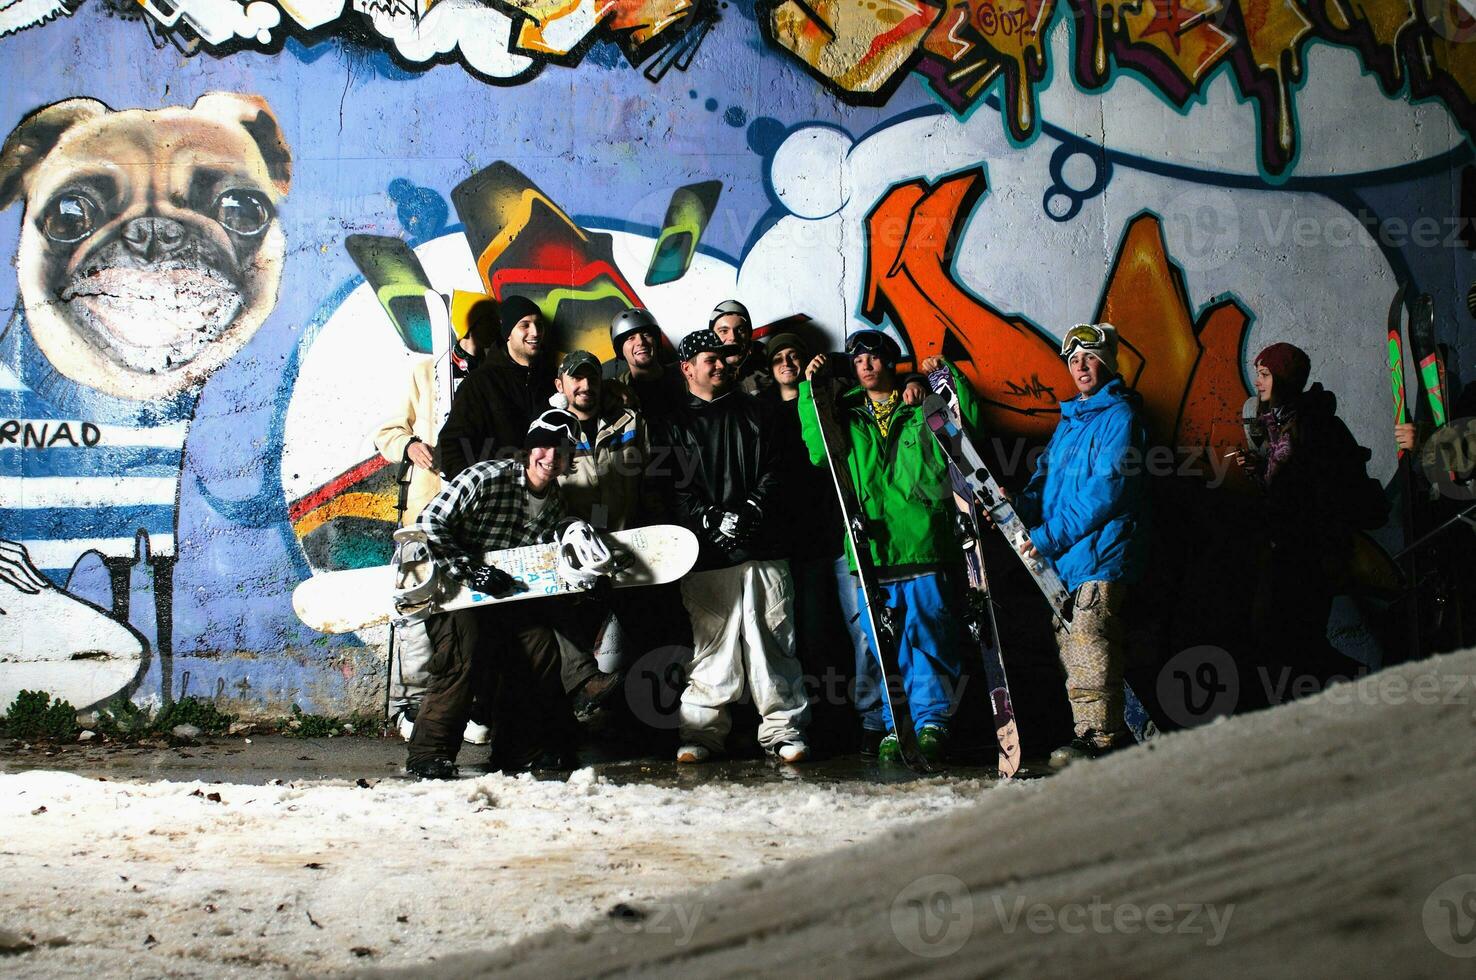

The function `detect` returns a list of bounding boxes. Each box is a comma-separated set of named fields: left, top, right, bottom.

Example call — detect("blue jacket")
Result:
left=1013, top=378, right=1149, bottom=592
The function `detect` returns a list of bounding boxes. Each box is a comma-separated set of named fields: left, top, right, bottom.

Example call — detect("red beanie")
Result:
left=1254, top=343, right=1311, bottom=395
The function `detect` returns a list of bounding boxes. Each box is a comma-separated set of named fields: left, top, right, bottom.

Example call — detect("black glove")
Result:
left=732, top=496, right=765, bottom=542
left=465, top=564, right=526, bottom=598
left=701, top=507, right=740, bottom=548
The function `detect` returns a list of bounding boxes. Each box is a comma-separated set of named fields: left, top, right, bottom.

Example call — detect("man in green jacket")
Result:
left=798, top=330, right=976, bottom=763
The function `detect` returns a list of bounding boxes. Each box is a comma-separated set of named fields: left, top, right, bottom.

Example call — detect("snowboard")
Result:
left=293, top=524, right=699, bottom=635
left=920, top=393, right=1074, bottom=627
left=924, top=367, right=1022, bottom=778
left=807, top=378, right=934, bottom=773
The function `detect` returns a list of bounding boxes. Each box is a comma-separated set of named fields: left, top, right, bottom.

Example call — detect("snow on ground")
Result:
left=382, top=649, right=1476, bottom=978
left=0, top=762, right=988, bottom=976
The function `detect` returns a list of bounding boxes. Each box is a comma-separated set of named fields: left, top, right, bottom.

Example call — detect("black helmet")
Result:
left=844, top=329, right=902, bottom=366
left=610, top=307, right=660, bottom=360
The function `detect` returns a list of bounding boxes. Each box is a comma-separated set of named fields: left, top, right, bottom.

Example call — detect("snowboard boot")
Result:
left=405, top=756, right=459, bottom=780
left=916, top=724, right=950, bottom=764
left=1049, top=730, right=1132, bottom=770
left=876, top=733, right=902, bottom=764
left=859, top=727, right=886, bottom=759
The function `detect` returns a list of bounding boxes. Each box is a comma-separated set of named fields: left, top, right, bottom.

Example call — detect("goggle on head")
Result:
left=1059, top=323, right=1113, bottom=359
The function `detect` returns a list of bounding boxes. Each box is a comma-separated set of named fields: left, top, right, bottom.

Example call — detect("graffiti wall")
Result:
left=0, top=0, right=1471, bottom=715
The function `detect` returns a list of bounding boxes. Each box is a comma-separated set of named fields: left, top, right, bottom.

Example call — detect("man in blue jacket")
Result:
left=1011, top=323, right=1149, bottom=767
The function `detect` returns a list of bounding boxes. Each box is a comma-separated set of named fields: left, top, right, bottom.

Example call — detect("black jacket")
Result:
left=759, top=386, right=842, bottom=561
left=437, top=344, right=554, bottom=480
left=649, top=389, right=785, bottom=571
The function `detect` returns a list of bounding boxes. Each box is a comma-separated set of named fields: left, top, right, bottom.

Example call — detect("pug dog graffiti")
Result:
left=0, top=92, right=291, bottom=708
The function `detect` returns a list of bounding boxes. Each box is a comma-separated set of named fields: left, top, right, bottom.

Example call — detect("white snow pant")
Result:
left=678, top=559, right=810, bottom=751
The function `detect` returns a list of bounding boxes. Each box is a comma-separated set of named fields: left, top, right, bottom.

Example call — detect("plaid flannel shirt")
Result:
left=412, top=458, right=566, bottom=584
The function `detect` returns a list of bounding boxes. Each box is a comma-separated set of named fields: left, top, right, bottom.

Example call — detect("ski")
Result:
left=1407, top=293, right=1450, bottom=428
left=807, top=378, right=934, bottom=774
left=920, top=388, right=1074, bottom=628
left=923, top=368, right=1021, bottom=778
left=1387, top=285, right=1411, bottom=456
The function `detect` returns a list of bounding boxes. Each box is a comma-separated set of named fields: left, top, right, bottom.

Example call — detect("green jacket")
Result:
left=798, top=362, right=981, bottom=573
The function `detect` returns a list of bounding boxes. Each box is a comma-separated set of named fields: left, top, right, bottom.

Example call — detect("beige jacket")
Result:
left=372, top=357, right=442, bottom=525
left=560, top=385, right=654, bottom=530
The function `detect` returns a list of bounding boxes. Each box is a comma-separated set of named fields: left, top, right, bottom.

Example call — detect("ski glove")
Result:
left=556, top=519, right=621, bottom=589
left=465, top=564, right=526, bottom=598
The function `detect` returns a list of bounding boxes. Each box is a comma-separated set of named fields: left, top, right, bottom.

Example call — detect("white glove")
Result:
left=557, top=520, right=618, bottom=589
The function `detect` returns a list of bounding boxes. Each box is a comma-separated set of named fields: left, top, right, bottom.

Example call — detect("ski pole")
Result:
left=1394, top=500, right=1476, bottom=561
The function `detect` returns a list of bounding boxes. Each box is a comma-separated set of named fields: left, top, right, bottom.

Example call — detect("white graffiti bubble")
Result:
left=770, top=125, right=854, bottom=220
left=276, top=0, right=345, bottom=30
left=360, top=0, right=535, bottom=81
left=1031, top=19, right=1462, bottom=178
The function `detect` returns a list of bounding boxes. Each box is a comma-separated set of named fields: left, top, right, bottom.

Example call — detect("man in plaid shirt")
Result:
left=404, top=408, right=591, bottom=779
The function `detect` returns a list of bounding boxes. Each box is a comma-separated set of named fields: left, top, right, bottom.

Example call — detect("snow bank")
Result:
left=0, top=764, right=985, bottom=976
left=398, top=649, right=1476, bottom=978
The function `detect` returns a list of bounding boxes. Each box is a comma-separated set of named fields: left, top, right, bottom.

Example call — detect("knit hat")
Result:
left=499, top=295, right=542, bottom=338
left=1059, top=322, right=1120, bottom=375
left=524, top=409, right=579, bottom=450
left=766, top=332, right=808, bottom=360
left=1253, top=342, right=1311, bottom=396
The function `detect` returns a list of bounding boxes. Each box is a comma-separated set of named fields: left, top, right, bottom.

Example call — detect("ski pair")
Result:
left=807, top=369, right=1037, bottom=777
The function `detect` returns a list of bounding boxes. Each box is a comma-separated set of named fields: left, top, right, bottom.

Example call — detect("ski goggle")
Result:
left=1060, top=323, right=1111, bottom=358
left=525, top=410, right=579, bottom=449
left=844, top=330, right=901, bottom=364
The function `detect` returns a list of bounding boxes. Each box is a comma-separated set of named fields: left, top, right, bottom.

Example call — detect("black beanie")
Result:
left=499, top=295, right=542, bottom=338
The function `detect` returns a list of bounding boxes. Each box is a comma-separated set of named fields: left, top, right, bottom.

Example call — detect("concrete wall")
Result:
left=1, top=0, right=1472, bottom=717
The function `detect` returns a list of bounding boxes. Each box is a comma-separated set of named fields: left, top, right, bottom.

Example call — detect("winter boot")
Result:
left=859, top=728, right=886, bottom=759
left=1049, top=730, right=1132, bottom=770
left=770, top=740, right=810, bottom=764
left=405, top=756, right=459, bottom=780
left=916, top=724, right=949, bottom=764
left=676, top=744, right=713, bottom=764
left=572, top=671, right=623, bottom=722
left=876, top=732, right=902, bottom=764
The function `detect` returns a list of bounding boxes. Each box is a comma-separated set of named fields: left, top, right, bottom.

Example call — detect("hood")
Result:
left=1059, top=376, right=1140, bottom=421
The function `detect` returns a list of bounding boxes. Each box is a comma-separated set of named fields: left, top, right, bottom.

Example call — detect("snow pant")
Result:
left=1251, top=543, right=1362, bottom=691
left=677, top=559, right=810, bottom=751
left=852, top=571, right=962, bottom=733
left=1056, top=579, right=1129, bottom=739
left=406, top=604, right=571, bottom=768
left=390, top=620, right=493, bottom=733
left=835, top=556, right=885, bottom=733
left=388, top=619, right=434, bottom=718
left=554, top=599, right=614, bottom=695
left=789, top=553, right=854, bottom=748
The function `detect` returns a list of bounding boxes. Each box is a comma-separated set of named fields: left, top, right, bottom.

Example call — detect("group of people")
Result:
left=372, top=291, right=1445, bottom=779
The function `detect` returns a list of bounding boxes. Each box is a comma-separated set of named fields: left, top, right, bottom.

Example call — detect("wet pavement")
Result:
left=0, top=735, right=1042, bottom=785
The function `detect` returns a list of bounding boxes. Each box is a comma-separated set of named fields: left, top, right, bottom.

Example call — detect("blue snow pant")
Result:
left=850, top=570, right=962, bottom=733
left=835, top=556, right=885, bottom=732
